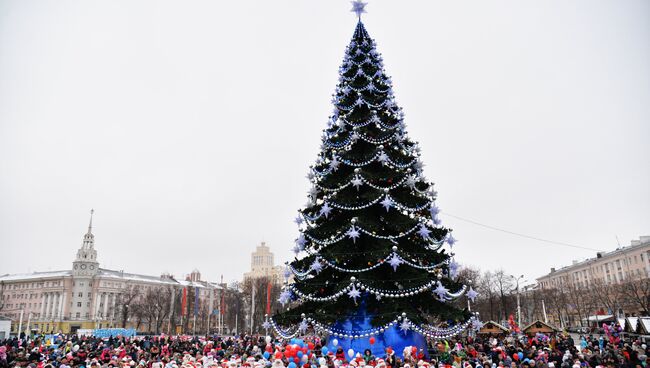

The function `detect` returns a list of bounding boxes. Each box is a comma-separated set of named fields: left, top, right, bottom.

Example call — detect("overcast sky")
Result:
left=1, top=0, right=648, bottom=286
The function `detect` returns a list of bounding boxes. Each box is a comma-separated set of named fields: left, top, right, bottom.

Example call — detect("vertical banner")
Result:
left=209, top=288, right=214, bottom=315
left=194, top=287, right=199, bottom=317
left=181, top=287, right=187, bottom=316
left=250, top=284, right=255, bottom=334
left=265, top=281, right=272, bottom=315
left=220, top=290, right=225, bottom=315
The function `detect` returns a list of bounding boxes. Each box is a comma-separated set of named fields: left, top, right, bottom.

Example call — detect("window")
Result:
left=77, top=302, right=82, bottom=307
left=78, top=292, right=83, bottom=297
left=75, top=312, right=80, bottom=318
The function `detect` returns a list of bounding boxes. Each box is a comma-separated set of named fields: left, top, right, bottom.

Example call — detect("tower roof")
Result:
left=82, top=209, right=95, bottom=249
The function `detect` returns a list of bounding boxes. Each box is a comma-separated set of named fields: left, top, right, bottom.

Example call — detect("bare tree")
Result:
left=139, top=286, right=173, bottom=334
left=115, top=285, right=141, bottom=328
left=241, top=277, right=282, bottom=334
left=619, top=275, right=650, bottom=315
left=589, top=278, right=621, bottom=317
left=494, top=269, right=514, bottom=323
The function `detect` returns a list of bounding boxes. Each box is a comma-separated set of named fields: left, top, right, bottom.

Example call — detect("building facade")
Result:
left=242, top=242, right=284, bottom=284
left=535, top=236, right=650, bottom=327
left=0, top=211, right=222, bottom=335
left=537, top=236, right=650, bottom=290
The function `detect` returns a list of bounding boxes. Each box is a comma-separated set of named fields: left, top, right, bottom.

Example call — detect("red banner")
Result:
left=265, top=281, right=272, bottom=315
left=181, top=288, right=187, bottom=315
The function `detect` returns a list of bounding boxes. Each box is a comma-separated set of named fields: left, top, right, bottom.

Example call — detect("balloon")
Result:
left=275, top=352, right=283, bottom=360
left=308, top=343, right=315, bottom=350
left=288, top=363, right=297, bottom=368
left=302, top=355, right=309, bottom=363
left=332, top=339, right=338, bottom=346
left=518, top=352, right=523, bottom=360
left=265, top=336, right=272, bottom=343
left=321, top=347, right=329, bottom=355
left=369, top=337, right=376, bottom=345
left=285, top=351, right=293, bottom=358
left=263, top=352, right=270, bottom=360
left=297, top=351, right=304, bottom=359
left=513, top=353, right=519, bottom=361
left=294, top=358, right=300, bottom=364
left=348, top=349, right=354, bottom=358
left=411, top=347, right=417, bottom=354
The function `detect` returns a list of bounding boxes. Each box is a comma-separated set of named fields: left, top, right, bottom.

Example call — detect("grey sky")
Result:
left=1, top=0, right=648, bottom=286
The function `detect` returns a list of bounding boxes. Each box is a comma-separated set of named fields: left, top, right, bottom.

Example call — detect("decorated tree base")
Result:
left=326, top=323, right=428, bottom=360
left=322, top=300, right=428, bottom=360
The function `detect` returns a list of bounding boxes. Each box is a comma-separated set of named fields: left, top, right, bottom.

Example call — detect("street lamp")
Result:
left=510, top=275, right=526, bottom=328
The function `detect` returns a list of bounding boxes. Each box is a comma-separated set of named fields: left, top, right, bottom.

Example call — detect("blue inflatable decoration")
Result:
left=325, top=300, right=427, bottom=359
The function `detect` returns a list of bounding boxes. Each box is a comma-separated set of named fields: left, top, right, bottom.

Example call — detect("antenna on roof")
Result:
left=616, top=235, right=621, bottom=248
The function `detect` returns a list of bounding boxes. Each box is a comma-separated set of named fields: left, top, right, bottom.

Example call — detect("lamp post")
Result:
left=510, top=275, right=526, bottom=328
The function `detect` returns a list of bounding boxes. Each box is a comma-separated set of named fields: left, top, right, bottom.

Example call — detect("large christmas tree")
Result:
left=271, top=3, right=479, bottom=356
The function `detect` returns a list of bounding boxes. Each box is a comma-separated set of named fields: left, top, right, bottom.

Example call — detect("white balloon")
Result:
left=301, top=355, right=308, bottom=363
left=265, top=336, right=272, bottom=344
left=348, top=349, right=354, bottom=358
left=332, top=339, right=338, bottom=346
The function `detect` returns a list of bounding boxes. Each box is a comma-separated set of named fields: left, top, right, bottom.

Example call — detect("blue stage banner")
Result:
left=93, top=328, right=136, bottom=338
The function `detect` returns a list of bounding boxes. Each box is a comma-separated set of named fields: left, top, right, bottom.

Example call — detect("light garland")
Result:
left=303, top=221, right=424, bottom=246
left=311, top=173, right=407, bottom=193
left=269, top=312, right=480, bottom=341
left=288, top=276, right=440, bottom=302
left=287, top=247, right=448, bottom=279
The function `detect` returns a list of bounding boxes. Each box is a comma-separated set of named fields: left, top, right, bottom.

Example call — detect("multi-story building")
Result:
left=242, top=242, right=284, bottom=284
left=537, top=236, right=650, bottom=290
left=0, top=211, right=222, bottom=335
left=536, top=236, right=650, bottom=327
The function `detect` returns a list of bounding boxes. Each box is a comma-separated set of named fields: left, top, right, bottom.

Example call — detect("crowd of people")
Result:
left=0, top=331, right=648, bottom=368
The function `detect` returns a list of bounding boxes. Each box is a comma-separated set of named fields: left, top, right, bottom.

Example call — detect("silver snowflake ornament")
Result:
left=429, top=203, right=440, bottom=217
left=388, top=254, right=403, bottom=271
left=377, top=152, right=389, bottom=165
left=346, top=225, right=361, bottom=243
left=310, top=258, right=323, bottom=274
left=299, top=320, right=309, bottom=334
left=320, top=202, right=333, bottom=218
left=329, top=157, right=340, bottom=171
left=417, top=225, right=431, bottom=239
left=433, top=282, right=449, bottom=300
left=350, top=0, right=367, bottom=18
left=467, top=287, right=479, bottom=303
left=262, top=320, right=272, bottom=330
left=400, top=319, right=411, bottom=333
left=348, top=285, right=361, bottom=302
left=380, top=197, right=393, bottom=212
left=295, top=234, right=307, bottom=247
left=406, top=175, right=417, bottom=188
left=278, top=290, right=292, bottom=306
left=447, top=234, right=457, bottom=247
left=449, top=260, right=459, bottom=279
left=351, top=176, right=363, bottom=190
left=471, top=318, right=483, bottom=331
left=294, top=215, right=304, bottom=226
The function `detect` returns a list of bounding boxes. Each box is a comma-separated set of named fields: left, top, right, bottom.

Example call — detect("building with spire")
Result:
left=0, top=210, right=224, bottom=335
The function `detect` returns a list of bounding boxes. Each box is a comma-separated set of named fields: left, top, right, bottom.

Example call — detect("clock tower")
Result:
left=70, top=209, right=99, bottom=320
left=73, top=209, right=99, bottom=277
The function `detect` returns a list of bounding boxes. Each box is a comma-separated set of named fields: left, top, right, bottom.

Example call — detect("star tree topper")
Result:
left=350, top=0, right=367, bottom=18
